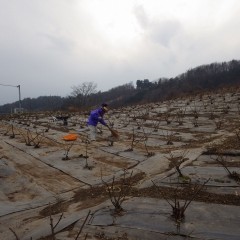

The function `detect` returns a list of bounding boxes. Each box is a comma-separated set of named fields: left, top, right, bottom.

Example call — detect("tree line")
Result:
left=0, top=59, right=239, bottom=113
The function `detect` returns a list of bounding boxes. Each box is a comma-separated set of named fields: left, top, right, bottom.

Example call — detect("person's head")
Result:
left=101, top=103, right=108, bottom=113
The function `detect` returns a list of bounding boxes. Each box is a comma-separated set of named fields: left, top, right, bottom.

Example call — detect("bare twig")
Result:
left=75, top=210, right=91, bottom=240
left=101, top=169, right=133, bottom=215
left=152, top=178, right=210, bottom=223
left=9, top=227, right=20, bottom=240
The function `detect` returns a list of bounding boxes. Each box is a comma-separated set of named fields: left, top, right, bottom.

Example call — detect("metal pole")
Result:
left=17, top=85, right=21, bottom=109
left=0, top=83, right=22, bottom=111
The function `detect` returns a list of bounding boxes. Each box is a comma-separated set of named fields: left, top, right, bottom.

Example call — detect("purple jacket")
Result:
left=87, top=108, right=107, bottom=127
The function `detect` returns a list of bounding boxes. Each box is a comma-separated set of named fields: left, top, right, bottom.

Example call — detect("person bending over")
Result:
left=87, top=103, right=108, bottom=141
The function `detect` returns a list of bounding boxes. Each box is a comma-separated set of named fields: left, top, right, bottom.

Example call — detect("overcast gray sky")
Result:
left=0, top=0, right=239, bottom=105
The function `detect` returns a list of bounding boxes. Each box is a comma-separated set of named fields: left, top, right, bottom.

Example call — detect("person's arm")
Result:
left=95, top=109, right=107, bottom=126
left=98, top=117, right=107, bottom=126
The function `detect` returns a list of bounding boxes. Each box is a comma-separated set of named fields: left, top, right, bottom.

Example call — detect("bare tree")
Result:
left=71, top=82, right=97, bottom=108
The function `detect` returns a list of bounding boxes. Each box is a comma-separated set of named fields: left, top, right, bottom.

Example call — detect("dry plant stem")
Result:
left=209, top=105, right=216, bottom=120
left=163, top=129, right=175, bottom=145
left=183, top=179, right=210, bottom=210
left=101, top=169, right=133, bottom=214
left=33, top=130, right=45, bottom=148
left=85, top=138, right=88, bottom=158
left=191, top=103, right=200, bottom=119
left=212, top=154, right=240, bottom=183
left=128, top=127, right=140, bottom=150
left=214, top=116, right=224, bottom=130
left=18, top=128, right=35, bottom=146
left=75, top=210, right=91, bottom=240
left=110, top=176, right=123, bottom=212
left=3, top=125, right=10, bottom=136
left=10, top=124, right=15, bottom=138
left=49, top=203, right=64, bottom=240
left=152, top=178, right=210, bottom=222
left=84, top=138, right=90, bottom=168
left=130, top=128, right=136, bottom=150
left=3, top=124, right=15, bottom=137
left=202, top=100, right=208, bottom=109
left=122, top=118, right=130, bottom=127
left=141, top=126, right=153, bottom=156
left=211, top=154, right=232, bottom=175
left=237, top=104, right=240, bottom=114
left=62, top=141, right=75, bottom=160
left=45, top=125, right=50, bottom=132
left=176, top=108, right=186, bottom=125
left=152, top=120, right=161, bottom=132
left=136, top=108, right=150, bottom=121
left=9, top=227, right=20, bottom=240
left=130, top=127, right=152, bottom=151
left=165, top=151, right=188, bottom=178
left=164, top=112, right=172, bottom=124
left=135, top=117, right=145, bottom=130
left=191, top=117, right=199, bottom=127
left=235, top=129, right=240, bottom=143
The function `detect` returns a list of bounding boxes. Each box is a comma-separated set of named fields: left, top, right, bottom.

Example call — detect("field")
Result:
left=0, top=89, right=240, bottom=240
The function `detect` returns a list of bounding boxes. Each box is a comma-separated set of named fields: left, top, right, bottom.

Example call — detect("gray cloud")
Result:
left=133, top=5, right=182, bottom=47
left=0, top=0, right=240, bottom=105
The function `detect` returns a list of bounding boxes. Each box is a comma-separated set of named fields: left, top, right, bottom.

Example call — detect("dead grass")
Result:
left=206, top=135, right=240, bottom=152
left=94, top=156, right=130, bottom=169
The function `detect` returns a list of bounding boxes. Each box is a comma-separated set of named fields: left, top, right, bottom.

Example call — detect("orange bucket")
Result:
left=62, top=134, right=78, bottom=141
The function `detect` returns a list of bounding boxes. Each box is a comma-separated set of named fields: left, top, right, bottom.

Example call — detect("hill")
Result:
left=0, top=85, right=240, bottom=239
left=0, top=59, right=239, bottom=113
